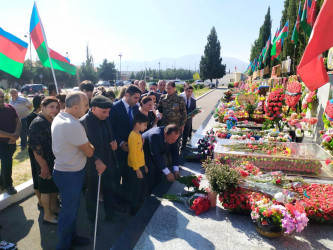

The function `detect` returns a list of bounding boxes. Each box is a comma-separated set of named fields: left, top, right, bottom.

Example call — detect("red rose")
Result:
left=276, top=179, right=281, bottom=184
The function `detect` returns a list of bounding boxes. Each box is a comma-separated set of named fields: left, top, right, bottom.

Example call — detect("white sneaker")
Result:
left=0, top=240, right=16, bottom=250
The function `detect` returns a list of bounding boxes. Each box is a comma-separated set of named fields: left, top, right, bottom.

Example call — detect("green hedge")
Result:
left=228, top=83, right=235, bottom=89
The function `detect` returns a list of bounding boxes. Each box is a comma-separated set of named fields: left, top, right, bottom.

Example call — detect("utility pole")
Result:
left=118, top=52, right=122, bottom=80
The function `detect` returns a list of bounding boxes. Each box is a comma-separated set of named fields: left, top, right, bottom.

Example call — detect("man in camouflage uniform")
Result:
left=158, top=81, right=187, bottom=130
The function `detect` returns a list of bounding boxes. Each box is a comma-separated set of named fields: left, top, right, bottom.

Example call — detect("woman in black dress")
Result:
left=27, top=95, right=44, bottom=209
left=28, top=97, right=60, bottom=224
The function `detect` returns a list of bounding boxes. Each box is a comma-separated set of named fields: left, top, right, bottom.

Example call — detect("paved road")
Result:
left=0, top=87, right=226, bottom=250
left=192, top=87, right=225, bottom=131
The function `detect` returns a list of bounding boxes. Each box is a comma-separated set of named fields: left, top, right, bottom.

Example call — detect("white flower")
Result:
left=274, top=192, right=286, bottom=203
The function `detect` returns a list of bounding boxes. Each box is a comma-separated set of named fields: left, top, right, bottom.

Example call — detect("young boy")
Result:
left=127, top=113, right=150, bottom=215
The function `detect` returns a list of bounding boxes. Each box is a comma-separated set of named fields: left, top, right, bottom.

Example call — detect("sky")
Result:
left=1, top=0, right=285, bottom=71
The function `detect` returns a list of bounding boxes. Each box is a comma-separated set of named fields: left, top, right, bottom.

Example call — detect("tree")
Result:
left=78, top=45, right=97, bottom=83
left=199, top=27, right=226, bottom=82
left=130, top=71, right=135, bottom=79
left=250, top=7, right=272, bottom=69
left=97, top=59, right=117, bottom=81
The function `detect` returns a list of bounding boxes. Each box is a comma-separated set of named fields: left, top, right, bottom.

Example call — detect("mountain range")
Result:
left=116, top=54, right=249, bottom=73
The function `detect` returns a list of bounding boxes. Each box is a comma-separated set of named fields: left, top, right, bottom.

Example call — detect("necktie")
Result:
left=187, top=98, right=190, bottom=109
left=128, top=106, right=133, bottom=127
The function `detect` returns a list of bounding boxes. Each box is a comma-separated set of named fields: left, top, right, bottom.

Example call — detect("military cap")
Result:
left=91, top=95, right=112, bottom=109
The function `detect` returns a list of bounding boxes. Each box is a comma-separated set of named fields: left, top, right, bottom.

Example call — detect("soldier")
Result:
left=157, top=81, right=186, bottom=131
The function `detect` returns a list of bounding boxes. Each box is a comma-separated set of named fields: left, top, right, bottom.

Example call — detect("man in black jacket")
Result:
left=142, top=124, right=180, bottom=193
left=80, top=95, right=118, bottom=229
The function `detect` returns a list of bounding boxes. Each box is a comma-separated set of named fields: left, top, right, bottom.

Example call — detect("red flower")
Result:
left=276, top=179, right=281, bottom=185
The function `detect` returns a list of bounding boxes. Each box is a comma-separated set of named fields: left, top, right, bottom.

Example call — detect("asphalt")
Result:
left=0, top=87, right=227, bottom=250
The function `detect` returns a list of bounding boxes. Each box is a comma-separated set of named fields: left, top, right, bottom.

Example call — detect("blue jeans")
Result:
left=20, top=117, right=27, bottom=149
left=53, top=168, right=85, bottom=250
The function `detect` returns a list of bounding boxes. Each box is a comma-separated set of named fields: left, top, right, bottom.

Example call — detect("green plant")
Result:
left=176, top=85, right=184, bottom=93
left=202, top=158, right=240, bottom=193
left=228, top=83, right=235, bottom=89
left=199, top=84, right=204, bottom=89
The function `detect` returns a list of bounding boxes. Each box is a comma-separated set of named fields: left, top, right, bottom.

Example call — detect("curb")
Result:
left=195, top=88, right=216, bottom=101
left=0, top=180, right=34, bottom=211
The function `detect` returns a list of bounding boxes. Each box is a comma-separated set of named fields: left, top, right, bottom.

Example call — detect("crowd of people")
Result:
left=0, top=79, right=197, bottom=249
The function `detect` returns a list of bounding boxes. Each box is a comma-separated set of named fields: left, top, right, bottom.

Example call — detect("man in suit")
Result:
left=181, top=85, right=196, bottom=150
left=109, top=85, right=141, bottom=197
left=142, top=124, right=180, bottom=193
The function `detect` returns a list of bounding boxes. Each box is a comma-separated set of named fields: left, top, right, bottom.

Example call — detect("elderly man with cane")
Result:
left=80, top=95, right=118, bottom=235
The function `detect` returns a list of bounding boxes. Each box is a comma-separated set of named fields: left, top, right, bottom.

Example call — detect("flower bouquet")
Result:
left=235, top=161, right=261, bottom=177
left=264, top=87, right=285, bottom=130
left=223, top=90, right=234, bottom=102
left=251, top=197, right=309, bottom=237
left=197, top=129, right=217, bottom=160
left=177, top=175, right=202, bottom=191
left=302, top=90, right=317, bottom=112
left=289, top=183, right=333, bottom=224
left=321, top=129, right=333, bottom=155
left=218, top=187, right=252, bottom=214
left=163, top=193, right=210, bottom=215
left=187, top=107, right=202, bottom=119
left=285, top=80, right=302, bottom=110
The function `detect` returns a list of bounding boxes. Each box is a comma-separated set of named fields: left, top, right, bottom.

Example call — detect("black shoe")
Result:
left=71, top=235, right=90, bottom=247
left=6, top=186, right=17, bottom=195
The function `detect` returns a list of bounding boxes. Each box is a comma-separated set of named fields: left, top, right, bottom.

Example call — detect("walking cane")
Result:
left=93, top=174, right=101, bottom=250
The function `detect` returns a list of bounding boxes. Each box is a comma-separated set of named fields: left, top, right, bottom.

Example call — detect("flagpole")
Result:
left=34, top=2, right=60, bottom=94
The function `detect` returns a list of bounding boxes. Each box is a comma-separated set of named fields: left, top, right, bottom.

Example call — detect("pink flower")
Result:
left=324, top=136, right=332, bottom=142
left=300, top=113, right=306, bottom=117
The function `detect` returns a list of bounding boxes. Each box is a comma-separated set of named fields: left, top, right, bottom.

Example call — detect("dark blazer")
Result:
left=142, top=126, right=180, bottom=172
left=80, top=110, right=115, bottom=168
left=108, top=100, right=139, bottom=165
left=108, top=100, right=139, bottom=145
left=185, top=97, right=196, bottom=128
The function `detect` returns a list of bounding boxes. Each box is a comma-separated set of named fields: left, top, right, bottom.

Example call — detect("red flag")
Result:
left=297, top=0, right=333, bottom=91
left=308, top=0, right=317, bottom=27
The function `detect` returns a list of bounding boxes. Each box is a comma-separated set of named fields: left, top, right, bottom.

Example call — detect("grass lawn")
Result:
left=0, top=139, right=32, bottom=191
left=193, top=87, right=212, bottom=98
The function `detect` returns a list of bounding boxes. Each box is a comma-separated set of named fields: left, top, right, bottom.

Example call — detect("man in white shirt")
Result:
left=9, top=89, right=32, bottom=150
left=52, top=91, right=105, bottom=250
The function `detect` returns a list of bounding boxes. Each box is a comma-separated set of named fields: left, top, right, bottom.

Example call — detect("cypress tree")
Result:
left=250, top=7, right=272, bottom=69
left=199, top=26, right=226, bottom=82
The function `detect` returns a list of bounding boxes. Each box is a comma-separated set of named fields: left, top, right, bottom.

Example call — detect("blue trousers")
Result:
left=53, top=168, right=85, bottom=250
left=20, top=117, right=27, bottom=149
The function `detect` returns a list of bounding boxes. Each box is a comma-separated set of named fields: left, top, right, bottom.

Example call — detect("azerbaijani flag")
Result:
left=262, top=36, right=271, bottom=64
left=292, top=1, right=302, bottom=45
left=301, top=0, right=313, bottom=37
left=30, top=3, right=76, bottom=75
left=271, top=21, right=289, bottom=60
left=297, top=0, right=333, bottom=91
left=0, top=27, right=28, bottom=78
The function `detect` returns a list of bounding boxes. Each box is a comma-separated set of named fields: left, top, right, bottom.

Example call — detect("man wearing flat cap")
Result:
left=80, top=95, right=119, bottom=232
